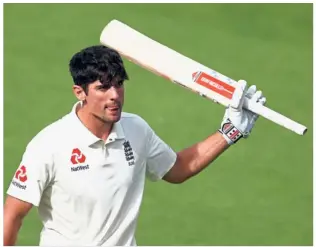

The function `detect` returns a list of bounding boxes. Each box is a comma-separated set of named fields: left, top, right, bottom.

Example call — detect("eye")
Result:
left=96, top=85, right=110, bottom=91
left=116, top=80, right=124, bottom=87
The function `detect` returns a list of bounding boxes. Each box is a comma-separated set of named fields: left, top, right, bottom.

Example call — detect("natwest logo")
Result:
left=70, top=148, right=89, bottom=172
left=15, top=165, right=27, bottom=182
left=12, top=165, right=27, bottom=190
left=71, top=148, right=86, bottom=164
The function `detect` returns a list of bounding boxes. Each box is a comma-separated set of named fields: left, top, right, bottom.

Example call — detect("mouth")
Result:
left=106, top=105, right=120, bottom=113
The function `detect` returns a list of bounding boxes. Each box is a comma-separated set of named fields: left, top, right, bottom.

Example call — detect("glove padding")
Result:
left=219, top=80, right=266, bottom=145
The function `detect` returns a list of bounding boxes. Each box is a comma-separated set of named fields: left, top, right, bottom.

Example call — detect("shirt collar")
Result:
left=69, top=101, right=125, bottom=146
left=107, top=119, right=125, bottom=141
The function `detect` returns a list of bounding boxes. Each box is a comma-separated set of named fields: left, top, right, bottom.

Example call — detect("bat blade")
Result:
left=100, top=19, right=307, bottom=136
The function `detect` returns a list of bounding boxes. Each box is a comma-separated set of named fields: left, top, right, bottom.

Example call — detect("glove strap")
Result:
left=218, top=118, right=244, bottom=145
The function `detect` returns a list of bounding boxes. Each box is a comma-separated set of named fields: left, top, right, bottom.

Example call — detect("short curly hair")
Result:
left=69, top=45, right=129, bottom=93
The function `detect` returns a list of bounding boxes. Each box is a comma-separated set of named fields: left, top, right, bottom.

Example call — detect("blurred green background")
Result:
left=3, top=3, right=312, bottom=246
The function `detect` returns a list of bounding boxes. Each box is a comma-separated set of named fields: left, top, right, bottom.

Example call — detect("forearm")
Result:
left=178, top=131, right=229, bottom=178
left=163, top=80, right=264, bottom=184
left=164, top=131, right=229, bottom=183
left=3, top=213, right=23, bottom=245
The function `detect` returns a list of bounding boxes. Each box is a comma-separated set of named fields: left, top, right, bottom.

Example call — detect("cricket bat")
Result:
left=100, top=20, right=307, bottom=136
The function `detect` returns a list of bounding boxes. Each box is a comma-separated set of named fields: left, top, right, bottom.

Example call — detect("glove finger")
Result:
left=249, top=94, right=264, bottom=125
left=249, top=96, right=266, bottom=128
left=258, top=96, right=266, bottom=105
left=230, top=79, right=247, bottom=109
left=251, top=90, right=263, bottom=102
left=245, top=85, right=257, bottom=98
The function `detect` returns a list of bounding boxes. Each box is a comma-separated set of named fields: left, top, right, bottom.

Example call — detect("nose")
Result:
left=108, top=86, right=120, bottom=100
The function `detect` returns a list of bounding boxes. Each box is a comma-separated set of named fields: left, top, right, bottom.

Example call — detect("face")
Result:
left=73, top=79, right=125, bottom=124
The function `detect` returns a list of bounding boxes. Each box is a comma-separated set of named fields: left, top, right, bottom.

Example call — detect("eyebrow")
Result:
left=95, top=84, right=110, bottom=89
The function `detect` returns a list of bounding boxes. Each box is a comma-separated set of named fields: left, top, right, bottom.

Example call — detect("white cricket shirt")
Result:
left=7, top=102, right=177, bottom=246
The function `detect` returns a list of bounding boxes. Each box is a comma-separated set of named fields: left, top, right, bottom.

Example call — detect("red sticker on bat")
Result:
left=192, top=72, right=235, bottom=99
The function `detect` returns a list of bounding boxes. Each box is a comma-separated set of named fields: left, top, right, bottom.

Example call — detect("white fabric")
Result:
left=7, top=102, right=177, bottom=246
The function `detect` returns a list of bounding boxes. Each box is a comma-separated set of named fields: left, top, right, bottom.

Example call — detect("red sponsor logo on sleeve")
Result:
left=15, top=165, right=27, bottom=182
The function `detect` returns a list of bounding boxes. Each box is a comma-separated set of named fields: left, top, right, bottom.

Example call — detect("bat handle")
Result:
left=243, top=98, right=307, bottom=135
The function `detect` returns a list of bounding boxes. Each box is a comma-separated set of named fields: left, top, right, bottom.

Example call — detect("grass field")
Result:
left=3, top=3, right=313, bottom=246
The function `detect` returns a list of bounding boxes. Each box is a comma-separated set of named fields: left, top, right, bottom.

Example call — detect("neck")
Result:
left=76, top=104, right=113, bottom=141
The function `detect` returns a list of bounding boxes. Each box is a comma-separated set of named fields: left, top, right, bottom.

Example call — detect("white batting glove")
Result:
left=219, top=80, right=266, bottom=145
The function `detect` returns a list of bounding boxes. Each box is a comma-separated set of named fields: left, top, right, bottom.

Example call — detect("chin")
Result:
left=110, top=116, right=121, bottom=123
left=106, top=114, right=121, bottom=123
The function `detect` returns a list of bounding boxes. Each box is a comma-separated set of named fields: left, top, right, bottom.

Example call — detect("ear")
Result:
left=72, top=85, right=87, bottom=101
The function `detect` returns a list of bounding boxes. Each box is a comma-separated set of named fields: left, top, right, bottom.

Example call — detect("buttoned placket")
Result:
left=103, top=136, right=115, bottom=157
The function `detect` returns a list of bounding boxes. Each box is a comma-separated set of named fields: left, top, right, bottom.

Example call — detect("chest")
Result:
left=52, top=140, right=146, bottom=199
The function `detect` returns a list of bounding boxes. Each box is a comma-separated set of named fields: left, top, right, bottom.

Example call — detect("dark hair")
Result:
left=69, top=45, right=129, bottom=93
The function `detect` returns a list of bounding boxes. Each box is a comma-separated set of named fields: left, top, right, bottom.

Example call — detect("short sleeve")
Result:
left=6, top=139, right=54, bottom=207
left=145, top=126, right=177, bottom=182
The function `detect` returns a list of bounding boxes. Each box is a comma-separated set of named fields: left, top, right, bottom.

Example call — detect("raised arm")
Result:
left=163, top=80, right=266, bottom=184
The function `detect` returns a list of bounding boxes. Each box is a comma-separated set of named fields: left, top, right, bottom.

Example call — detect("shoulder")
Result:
left=120, top=112, right=151, bottom=130
left=25, top=114, right=71, bottom=152
left=119, top=112, right=154, bottom=144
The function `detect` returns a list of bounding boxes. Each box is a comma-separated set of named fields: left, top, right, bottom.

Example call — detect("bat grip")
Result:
left=243, top=98, right=307, bottom=135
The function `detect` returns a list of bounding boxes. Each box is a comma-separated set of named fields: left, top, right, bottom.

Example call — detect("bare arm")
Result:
left=3, top=195, right=33, bottom=246
left=163, top=131, right=229, bottom=184
left=162, top=80, right=267, bottom=184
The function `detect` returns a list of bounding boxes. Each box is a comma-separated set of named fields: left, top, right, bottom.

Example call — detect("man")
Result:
left=4, top=45, right=266, bottom=246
